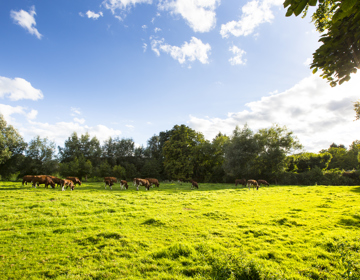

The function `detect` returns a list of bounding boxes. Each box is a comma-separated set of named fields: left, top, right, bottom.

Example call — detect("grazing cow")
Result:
left=104, top=180, right=114, bottom=190
left=145, top=178, right=160, bottom=188
left=32, top=175, right=55, bottom=189
left=48, top=176, right=63, bottom=187
left=190, top=180, right=199, bottom=189
left=235, top=179, right=246, bottom=187
left=61, top=179, right=74, bottom=191
left=22, top=175, right=35, bottom=186
left=66, top=177, right=82, bottom=186
left=135, top=178, right=150, bottom=191
left=258, top=179, right=269, bottom=186
left=104, top=177, right=118, bottom=187
left=247, top=179, right=259, bottom=190
left=120, top=180, right=129, bottom=190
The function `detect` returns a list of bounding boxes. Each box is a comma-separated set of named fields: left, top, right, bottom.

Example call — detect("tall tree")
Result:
left=162, top=124, right=206, bottom=180
left=0, top=114, right=26, bottom=166
left=284, top=0, right=360, bottom=86
left=22, top=136, right=58, bottom=175
left=223, top=125, right=261, bottom=179
left=255, top=125, right=302, bottom=180
left=224, top=125, right=301, bottom=181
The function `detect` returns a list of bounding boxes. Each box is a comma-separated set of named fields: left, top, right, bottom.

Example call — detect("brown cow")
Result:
left=61, top=179, right=74, bottom=191
left=22, top=175, right=35, bottom=186
left=235, top=179, right=246, bottom=187
left=145, top=178, right=160, bottom=188
left=48, top=176, right=63, bottom=187
left=120, top=180, right=129, bottom=190
left=190, top=180, right=199, bottom=189
left=247, top=179, right=259, bottom=190
left=66, top=177, right=82, bottom=186
left=104, top=177, right=117, bottom=188
left=135, top=178, right=150, bottom=191
left=258, top=179, right=269, bottom=186
left=32, top=175, right=55, bottom=189
left=104, top=180, right=114, bottom=190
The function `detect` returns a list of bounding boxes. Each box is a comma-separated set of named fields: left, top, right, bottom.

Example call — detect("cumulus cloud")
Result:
left=85, top=10, right=104, bottom=19
left=20, top=120, right=122, bottom=146
left=189, top=74, right=360, bottom=152
left=103, top=0, right=152, bottom=14
left=143, top=43, right=148, bottom=52
left=74, top=118, right=85, bottom=124
left=0, top=104, right=38, bottom=124
left=0, top=76, right=43, bottom=101
left=154, top=27, right=161, bottom=33
left=151, top=36, right=211, bottom=65
left=10, top=6, right=42, bottom=39
left=220, top=0, right=282, bottom=38
left=71, top=107, right=81, bottom=116
left=229, top=45, right=246, bottom=65
left=158, top=0, right=219, bottom=33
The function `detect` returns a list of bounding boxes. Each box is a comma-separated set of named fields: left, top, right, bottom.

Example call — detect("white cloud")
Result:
left=0, top=104, right=38, bottom=125
left=10, top=6, right=42, bottom=39
left=220, top=0, right=282, bottom=38
left=22, top=120, right=121, bottom=146
left=189, top=74, right=360, bottom=152
left=0, top=76, right=43, bottom=101
left=103, top=0, right=152, bottom=14
left=126, top=124, right=134, bottom=128
left=151, top=36, right=211, bottom=65
left=229, top=45, right=247, bottom=65
left=71, top=107, right=81, bottom=116
left=142, top=25, right=148, bottom=29
left=158, top=0, right=219, bottom=33
left=304, top=57, right=312, bottom=66
left=27, top=109, right=38, bottom=120
left=74, top=118, right=85, bottom=124
left=154, top=27, right=161, bottom=33
left=85, top=10, right=104, bottom=19
left=143, top=43, right=148, bottom=52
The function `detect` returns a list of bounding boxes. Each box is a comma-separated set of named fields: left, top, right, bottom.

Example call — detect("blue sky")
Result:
left=1, top=0, right=359, bottom=152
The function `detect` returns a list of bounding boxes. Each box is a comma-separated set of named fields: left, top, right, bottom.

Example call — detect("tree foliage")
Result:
left=163, top=125, right=206, bottom=180
left=0, top=114, right=26, bottom=165
left=224, top=124, right=302, bottom=181
left=284, top=0, right=360, bottom=86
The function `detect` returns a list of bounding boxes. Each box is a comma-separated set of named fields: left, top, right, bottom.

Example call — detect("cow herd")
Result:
left=22, top=175, right=81, bottom=191
left=21, top=175, right=268, bottom=191
left=235, top=178, right=269, bottom=190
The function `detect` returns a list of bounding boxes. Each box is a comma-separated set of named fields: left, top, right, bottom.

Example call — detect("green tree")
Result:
left=286, top=152, right=333, bottom=172
left=284, top=0, right=360, bottom=86
left=224, top=125, right=301, bottom=181
left=223, top=125, right=260, bottom=179
left=21, top=136, right=58, bottom=176
left=0, top=114, right=26, bottom=166
left=320, top=142, right=359, bottom=170
left=255, top=125, right=302, bottom=180
left=113, top=164, right=126, bottom=179
left=162, top=125, right=206, bottom=180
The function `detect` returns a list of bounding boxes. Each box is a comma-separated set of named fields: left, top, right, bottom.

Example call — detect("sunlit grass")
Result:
left=0, top=181, right=359, bottom=279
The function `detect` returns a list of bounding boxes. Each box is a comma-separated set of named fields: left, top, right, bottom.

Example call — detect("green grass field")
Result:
left=0, top=181, right=359, bottom=279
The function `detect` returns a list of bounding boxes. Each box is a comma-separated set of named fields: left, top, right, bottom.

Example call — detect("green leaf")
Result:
left=285, top=7, right=294, bottom=16
left=308, top=0, right=317, bottom=6
left=283, top=0, right=293, bottom=8
left=341, top=0, right=357, bottom=13
left=294, top=0, right=308, bottom=16
left=312, top=67, right=318, bottom=74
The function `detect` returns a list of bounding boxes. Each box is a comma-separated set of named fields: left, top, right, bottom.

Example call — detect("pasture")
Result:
left=0, top=182, right=359, bottom=279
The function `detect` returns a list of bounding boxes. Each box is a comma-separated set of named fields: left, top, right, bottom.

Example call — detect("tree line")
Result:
left=1, top=114, right=359, bottom=185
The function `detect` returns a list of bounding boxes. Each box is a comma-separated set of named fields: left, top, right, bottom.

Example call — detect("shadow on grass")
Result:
left=350, top=186, right=360, bottom=194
